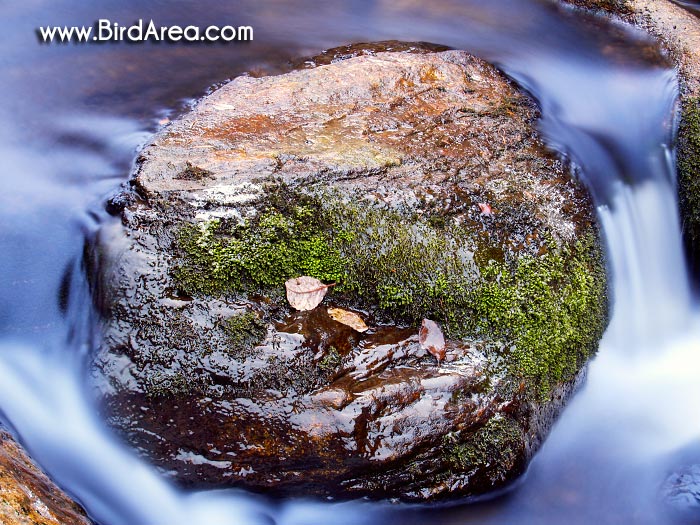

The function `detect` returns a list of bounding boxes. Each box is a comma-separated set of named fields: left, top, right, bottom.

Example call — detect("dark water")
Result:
left=671, top=0, right=700, bottom=16
left=0, top=1, right=697, bottom=524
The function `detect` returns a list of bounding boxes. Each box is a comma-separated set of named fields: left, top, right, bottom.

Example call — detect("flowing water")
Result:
left=0, top=0, right=698, bottom=523
left=672, top=1, right=700, bottom=16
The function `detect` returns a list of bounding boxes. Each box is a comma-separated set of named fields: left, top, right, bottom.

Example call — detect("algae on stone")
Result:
left=223, top=310, right=267, bottom=354
left=174, top=183, right=606, bottom=396
left=174, top=205, right=345, bottom=295
left=679, top=97, right=700, bottom=270
left=444, top=415, right=524, bottom=483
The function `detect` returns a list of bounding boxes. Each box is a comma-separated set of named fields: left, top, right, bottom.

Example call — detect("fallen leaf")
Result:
left=285, top=276, right=333, bottom=311
left=419, top=319, right=446, bottom=362
left=327, top=307, right=369, bottom=333
left=478, top=202, right=493, bottom=216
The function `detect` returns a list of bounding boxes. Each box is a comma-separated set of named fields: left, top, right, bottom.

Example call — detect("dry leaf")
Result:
left=285, top=276, right=333, bottom=311
left=419, top=319, right=446, bottom=362
left=327, top=307, right=369, bottom=333
left=478, top=202, right=493, bottom=216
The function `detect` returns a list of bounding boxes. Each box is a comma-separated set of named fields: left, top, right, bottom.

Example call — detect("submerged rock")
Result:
left=93, top=44, right=607, bottom=500
left=0, top=428, right=91, bottom=525
left=658, top=443, right=700, bottom=523
left=662, top=464, right=700, bottom=522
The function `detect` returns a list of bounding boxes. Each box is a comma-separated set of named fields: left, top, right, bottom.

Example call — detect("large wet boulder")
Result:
left=0, top=428, right=91, bottom=525
left=92, top=44, right=607, bottom=501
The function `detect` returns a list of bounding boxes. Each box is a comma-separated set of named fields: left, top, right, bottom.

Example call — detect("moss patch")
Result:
left=443, top=415, right=523, bottom=483
left=174, top=186, right=345, bottom=295
left=326, top=201, right=477, bottom=330
left=473, top=233, right=607, bottom=395
left=223, top=311, right=266, bottom=354
left=318, top=346, right=342, bottom=377
left=679, top=97, right=700, bottom=271
left=173, top=183, right=606, bottom=395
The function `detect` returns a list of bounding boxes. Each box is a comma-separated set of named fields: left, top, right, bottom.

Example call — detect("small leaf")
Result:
left=328, top=307, right=369, bottom=333
left=285, top=276, right=333, bottom=311
left=478, top=202, right=493, bottom=216
left=419, top=319, right=446, bottom=362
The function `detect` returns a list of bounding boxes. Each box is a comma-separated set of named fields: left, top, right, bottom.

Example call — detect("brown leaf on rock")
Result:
left=285, top=276, right=333, bottom=311
left=328, top=307, right=369, bottom=332
left=419, top=318, right=446, bottom=362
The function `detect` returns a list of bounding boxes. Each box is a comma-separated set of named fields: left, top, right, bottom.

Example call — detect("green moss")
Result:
left=329, top=203, right=606, bottom=395
left=327, top=202, right=475, bottom=332
left=490, top=95, right=523, bottom=118
left=174, top=183, right=606, bottom=395
left=223, top=311, right=266, bottom=353
left=443, top=415, right=523, bottom=481
left=473, top=233, right=607, bottom=395
left=679, top=98, right=700, bottom=267
left=318, top=346, right=342, bottom=374
left=174, top=190, right=345, bottom=295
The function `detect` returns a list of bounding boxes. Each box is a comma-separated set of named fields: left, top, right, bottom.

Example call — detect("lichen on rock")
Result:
left=93, top=43, right=608, bottom=501
left=563, top=0, right=632, bottom=15
left=173, top=181, right=605, bottom=396
left=0, top=429, right=91, bottom=525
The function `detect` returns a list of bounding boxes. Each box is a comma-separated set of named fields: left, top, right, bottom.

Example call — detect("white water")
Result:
left=1, top=1, right=699, bottom=524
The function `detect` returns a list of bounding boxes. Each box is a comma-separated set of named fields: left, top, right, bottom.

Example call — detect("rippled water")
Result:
left=0, top=1, right=697, bottom=524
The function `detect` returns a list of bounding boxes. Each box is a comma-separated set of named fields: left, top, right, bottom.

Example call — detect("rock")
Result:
left=661, top=464, right=700, bottom=522
left=563, top=0, right=632, bottom=15
left=0, top=428, right=91, bottom=525
left=92, top=43, right=608, bottom=501
left=657, top=442, right=700, bottom=522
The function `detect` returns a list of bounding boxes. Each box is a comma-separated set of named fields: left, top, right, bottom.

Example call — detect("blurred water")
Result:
left=671, top=0, right=700, bottom=16
left=0, top=1, right=697, bottom=524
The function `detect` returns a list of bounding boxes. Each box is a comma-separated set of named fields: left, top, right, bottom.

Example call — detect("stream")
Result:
left=1, top=0, right=698, bottom=523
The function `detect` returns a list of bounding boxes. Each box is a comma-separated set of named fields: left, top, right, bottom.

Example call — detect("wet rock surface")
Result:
left=93, top=44, right=607, bottom=500
left=662, top=464, right=700, bottom=522
left=0, top=428, right=91, bottom=525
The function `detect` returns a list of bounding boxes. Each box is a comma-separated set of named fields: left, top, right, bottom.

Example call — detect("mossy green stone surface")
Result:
left=175, top=184, right=606, bottom=397
left=443, top=415, right=524, bottom=483
left=94, top=45, right=608, bottom=500
left=679, top=98, right=700, bottom=270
